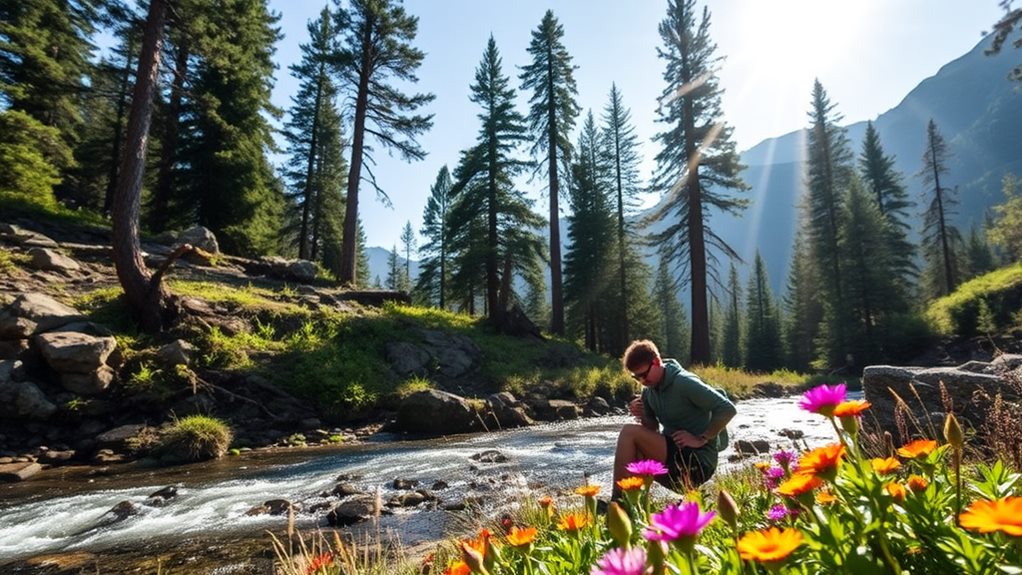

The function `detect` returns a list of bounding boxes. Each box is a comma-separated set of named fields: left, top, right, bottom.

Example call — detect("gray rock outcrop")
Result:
left=396, top=389, right=481, bottom=435
left=27, top=247, right=81, bottom=273
left=174, top=226, right=219, bottom=254
left=35, top=325, right=117, bottom=395
left=0, top=293, right=84, bottom=339
left=0, top=360, right=57, bottom=420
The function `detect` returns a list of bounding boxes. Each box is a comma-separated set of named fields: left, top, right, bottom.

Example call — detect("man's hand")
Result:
left=628, top=397, right=644, bottom=422
left=671, top=430, right=708, bottom=449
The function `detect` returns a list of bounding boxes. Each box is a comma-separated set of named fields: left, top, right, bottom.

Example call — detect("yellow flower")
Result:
left=754, top=461, right=772, bottom=473
left=557, top=512, right=591, bottom=532
left=870, top=457, right=902, bottom=475
left=574, top=484, right=600, bottom=497
left=737, top=527, right=803, bottom=563
left=885, top=482, right=907, bottom=502
left=506, top=525, right=538, bottom=547
left=960, top=497, right=1022, bottom=536
left=816, top=490, right=837, bottom=505
left=616, top=476, right=645, bottom=492
left=833, top=400, right=871, bottom=417
left=907, top=475, right=929, bottom=492
left=796, top=443, right=845, bottom=479
left=776, top=474, right=822, bottom=497
left=896, top=439, right=938, bottom=459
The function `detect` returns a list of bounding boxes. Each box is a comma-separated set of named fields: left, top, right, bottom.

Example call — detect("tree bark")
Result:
left=339, top=17, right=374, bottom=286
left=111, top=0, right=173, bottom=334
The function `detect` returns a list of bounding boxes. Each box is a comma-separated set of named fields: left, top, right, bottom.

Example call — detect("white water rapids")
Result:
left=0, top=394, right=852, bottom=565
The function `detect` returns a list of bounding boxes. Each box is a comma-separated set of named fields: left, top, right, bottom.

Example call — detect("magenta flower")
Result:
left=590, top=547, right=647, bottom=575
left=798, top=383, right=847, bottom=416
left=627, top=459, right=669, bottom=477
left=643, top=501, right=716, bottom=543
left=773, top=450, right=796, bottom=469
left=764, top=466, right=785, bottom=489
left=767, top=504, right=790, bottom=521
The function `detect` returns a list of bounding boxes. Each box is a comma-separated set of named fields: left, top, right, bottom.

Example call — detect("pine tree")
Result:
left=148, top=21, right=191, bottom=234
left=601, top=83, right=643, bottom=348
left=647, top=0, right=748, bottom=365
left=177, top=0, right=285, bottom=256
left=783, top=227, right=823, bottom=372
left=918, top=118, right=961, bottom=298
left=858, top=121, right=916, bottom=288
left=652, top=248, right=689, bottom=364
left=309, top=93, right=347, bottom=268
left=400, top=220, right=415, bottom=282
left=416, top=166, right=453, bottom=308
left=839, top=176, right=904, bottom=366
left=519, top=9, right=580, bottom=336
left=564, top=111, right=614, bottom=351
left=447, top=37, right=543, bottom=326
left=745, top=252, right=783, bottom=373
left=805, top=80, right=854, bottom=365
left=355, top=219, right=371, bottom=287
left=988, top=5, right=1022, bottom=82
left=386, top=244, right=406, bottom=291
left=963, top=225, right=996, bottom=281
left=720, top=263, right=743, bottom=367
left=336, top=0, right=434, bottom=285
left=282, top=7, right=341, bottom=260
left=988, top=174, right=1022, bottom=262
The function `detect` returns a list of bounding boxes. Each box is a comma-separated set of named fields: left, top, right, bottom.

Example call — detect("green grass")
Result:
left=926, top=262, right=1022, bottom=336
left=158, top=415, right=233, bottom=462
left=692, top=364, right=813, bottom=398
left=0, top=195, right=110, bottom=228
left=0, top=248, right=30, bottom=274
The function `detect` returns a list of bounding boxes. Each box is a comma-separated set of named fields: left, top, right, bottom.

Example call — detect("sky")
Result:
left=266, top=0, right=1007, bottom=252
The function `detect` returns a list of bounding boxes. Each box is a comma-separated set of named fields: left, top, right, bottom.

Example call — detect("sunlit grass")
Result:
left=926, top=262, right=1022, bottom=336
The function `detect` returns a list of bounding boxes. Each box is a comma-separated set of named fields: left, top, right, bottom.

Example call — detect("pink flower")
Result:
left=767, top=504, right=790, bottom=521
left=764, top=466, right=786, bottom=489
left=773, top=450, right=796, bottom=469
left=626, top=459, right=669, bottom=477
left=798, top=383, right=847, bottom=417
left=643, top=501, right=716, bottom=542
left=590, top=547, right=647, bottom=575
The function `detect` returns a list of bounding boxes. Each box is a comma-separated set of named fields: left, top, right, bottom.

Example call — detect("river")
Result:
left=0, top=393, right=846, bottom=573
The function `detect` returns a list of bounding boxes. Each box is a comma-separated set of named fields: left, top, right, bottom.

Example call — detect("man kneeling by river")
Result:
left=611, top=339, right=737, bottom=499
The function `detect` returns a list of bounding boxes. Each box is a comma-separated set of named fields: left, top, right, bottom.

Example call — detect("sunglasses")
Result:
left=630, top=364, right=653, bottom=381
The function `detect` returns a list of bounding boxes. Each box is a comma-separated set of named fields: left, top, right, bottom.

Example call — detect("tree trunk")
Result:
left=111, top=0, right=173, bottom=334
left=339, top=19, right=374, bottom=286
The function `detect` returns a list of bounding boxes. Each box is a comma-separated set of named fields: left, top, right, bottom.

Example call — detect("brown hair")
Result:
left=622, top=339, right=659, bottom=372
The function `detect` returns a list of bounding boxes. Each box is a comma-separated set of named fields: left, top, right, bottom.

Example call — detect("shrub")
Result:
left=158, top=415, right=233, bottom=462
left=926, top=262, right=1022, bottom=336
left=0, top=109, right=72, bottom=211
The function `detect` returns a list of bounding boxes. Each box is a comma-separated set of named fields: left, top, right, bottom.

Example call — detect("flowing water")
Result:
left=0, top=394, right=852, bottom=572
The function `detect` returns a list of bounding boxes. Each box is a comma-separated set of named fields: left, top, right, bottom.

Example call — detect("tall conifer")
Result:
left=416, top=166, right=454, bottom=308
left=745, top=252, right=783, bottom=372
left=918, top=118, right=961, bottom=298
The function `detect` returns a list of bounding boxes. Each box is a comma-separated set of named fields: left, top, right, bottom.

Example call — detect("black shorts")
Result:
left=657, top=434, right=711, bottom=490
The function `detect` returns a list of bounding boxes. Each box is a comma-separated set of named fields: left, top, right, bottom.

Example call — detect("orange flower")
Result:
left=506, top=525, right=538, bottom=547
left=907, top=475, right=929, bottom=492
left=960, top=497, right=1022, bottom=536
left=885, top=482, right=907, bottom=502
left=816, top=490, right=837, bottom=505
left=537, top=496, right=554, bottom=508
left=870, top=457, right=902, bottom=475
left=616, top=476, right=645, bottom=491
left=557, top=512, right=591, bottom=532
left=305, top=552, right=334, bottom=574
left=460, top=534, right=487, bottom=559
left=442, top=560, right=470, bottom=575
left=833, top=400, right=871, bottom=417
left=896, top=439, right=938, bottom=459
left=796, top=443, right=845, bottom=479
left=776, top=474, right=823, bottom=497
left=575, top=484, right=600, bottom=497
left=737, top=527, right=803, bottom=563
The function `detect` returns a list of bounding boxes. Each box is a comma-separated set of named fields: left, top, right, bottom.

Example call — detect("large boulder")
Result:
left=863, top=356, right=1022, bottom=439
left=0, top=360, right=57, bottom=420
left=174, top=226, right=219, bottom=254
left=35, top=329, right=116, bottom=373
left=396, top=389, right=481, bottom=435
left=0, top=293, right=84, bottom=339
left=27, top=247, right=81, bottom=273
left=483, top=392, right=534, bottom=429
left=0, top=224, right=59, bottom=248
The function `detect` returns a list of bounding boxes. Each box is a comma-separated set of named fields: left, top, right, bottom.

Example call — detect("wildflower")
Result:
left=737, top=527, right=803, bottom=564
left=716, top=489, right=740, bottom=532
left=616, top=477, right=645, bottom=492
left=833, top=399, right=871, bottom=417
left=764, top=466, right=785, bottom=490
left=460, top=542, right=486, bottom=574
left=773, top=450, right=796, bottom=470
left=754, top=461, right=772, bottom=473
left=796, top=443, right=845, bottom=481
left=442, top=560, right=470, bottom=575
left=575, top=484, right=600, bottom=497
left=816, top=490, right=837, bottom=505
left=767, top=504, right=790, bottom=521
left=506, top=525, right=537, bottom=548
left=896, top=438, right=938, bottom=459
left=944, top=413, right=965, bottom=450
left=870, top=457, right=902, bottom=475
left=557, top=512, right=591, bottom=533
left=590, top=547, right=647, bottom=575
left=305, top=552, right=334, bottom=574
left=776, top=474, right=822, bottom=498
left=885, top=482, right=907, bottom=502
left=627, top=459, right=669, bottom=477
left=907, top=475, right=929, bottom=492
left=959, top=497, right=1022, bottom=536
left=642, top=501, right=716, bottom=544
left=798, top=383, right=846, bottom=416
left=537, top=496, right=555, bottom=522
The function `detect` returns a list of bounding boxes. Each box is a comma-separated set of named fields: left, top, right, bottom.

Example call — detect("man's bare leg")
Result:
left=612, top=424, right=670, bottom=500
